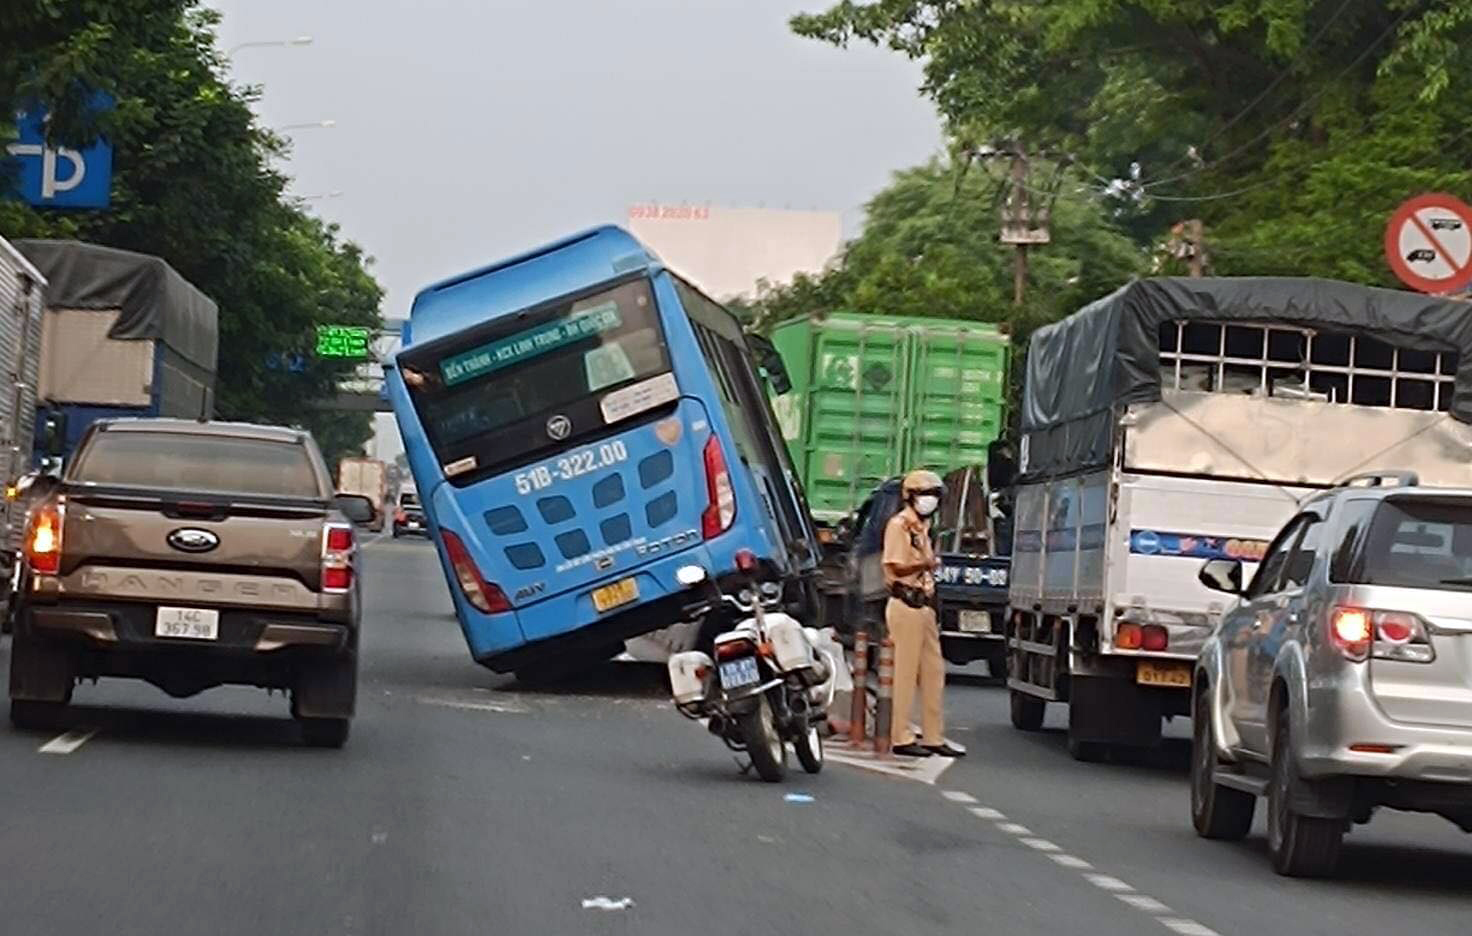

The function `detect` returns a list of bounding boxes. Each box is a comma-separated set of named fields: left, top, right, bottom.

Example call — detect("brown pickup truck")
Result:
left=7, top=419, right=371, bottom=747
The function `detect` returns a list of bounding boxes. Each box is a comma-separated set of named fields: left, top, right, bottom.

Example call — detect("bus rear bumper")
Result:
left=467, top=545, right=718, bottom=673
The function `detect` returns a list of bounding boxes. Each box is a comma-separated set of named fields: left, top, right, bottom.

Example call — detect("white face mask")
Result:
left=913, top=494, right=940, bottom=517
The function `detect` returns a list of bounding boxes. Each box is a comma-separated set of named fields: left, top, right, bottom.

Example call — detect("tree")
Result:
left=1, top=2, right=382, bottom=463
left=742, top=157, right=1145, bottom=419
left=789, top=1, right=1472, bottom=286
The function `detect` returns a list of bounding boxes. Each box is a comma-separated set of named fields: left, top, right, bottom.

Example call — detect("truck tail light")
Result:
left=1141, top=624, right=1169, bottom=652
left=1329, top=608, right=1435, bottom=663
left=1115, top=622, right=1143, bottom=650
left=25, top=502, right=64, bottom=575
left=441, top=529, right=510, bottom=613
left=321, top=522, right=355, bottom=593
left=701, top=435, right=736, bottom=539
left=714, top=637, right=757, bottom=661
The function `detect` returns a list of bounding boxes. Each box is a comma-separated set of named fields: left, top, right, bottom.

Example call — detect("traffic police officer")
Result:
left=882, top=469, right=965, bottom=758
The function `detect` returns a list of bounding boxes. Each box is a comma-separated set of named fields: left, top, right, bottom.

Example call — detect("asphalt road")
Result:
left=0, top=537, right=1467, bottom=936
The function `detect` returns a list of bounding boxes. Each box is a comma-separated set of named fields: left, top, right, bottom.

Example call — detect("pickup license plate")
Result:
left=155, top=606, right=219, bottom=641
left=958, top=610, right=992, bottom=633
left=1137, top=660, right=1192, bottom=688
left=718, top=656, right=761, bottom=690
left=591, top=577, right=639, bottom=613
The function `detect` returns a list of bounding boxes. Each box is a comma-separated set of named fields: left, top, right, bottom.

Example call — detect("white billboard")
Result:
left=628, top=203, right=842, bottom=301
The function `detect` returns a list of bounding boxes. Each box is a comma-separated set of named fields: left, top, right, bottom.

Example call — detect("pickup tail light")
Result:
left=25, top=502, right=64, bottom=575
left=1330, top=607, right=1434, bottom=663
left=701, top=435, right=736, bottom=539
left=441, top=529, right=510, bottom=613
left=321, top=522, right=355, bottom=593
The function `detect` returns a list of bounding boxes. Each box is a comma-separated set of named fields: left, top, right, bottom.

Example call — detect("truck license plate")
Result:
left=591, top=577, right=639, bottom=613
left=1136, top=660, right=1192, bottom=688
left=718, top=656, right=761, bottom=690
left=958, top=610, right=992, bottom=633
left=155, top=606, right=219, bottom=641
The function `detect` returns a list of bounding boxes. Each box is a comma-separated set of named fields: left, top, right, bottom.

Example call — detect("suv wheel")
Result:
left=300, top=717, right=350, bottom=748
left=1190, top=686, right=1255, bottom=840
left=1267, top=714, right=1344, bottom=877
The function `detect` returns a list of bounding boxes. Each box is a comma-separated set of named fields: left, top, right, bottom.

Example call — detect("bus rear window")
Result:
left=400, top=279, right=671, bottom=466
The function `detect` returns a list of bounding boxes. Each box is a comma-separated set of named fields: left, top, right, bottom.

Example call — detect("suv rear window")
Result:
left=1344, top=498, right=1472, bottom=591
left=71, top=431, right=322, bottom=498
left=400, top=492, right=420, bottom=508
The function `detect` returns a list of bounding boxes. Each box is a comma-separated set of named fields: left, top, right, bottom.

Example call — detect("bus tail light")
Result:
left=701, top=435, right=736, bottom=539
left=321, top=522, right=355, bottom=593
left=25, top=502, right=63, bottom=576
left=441, top=529, right=510, bottom=613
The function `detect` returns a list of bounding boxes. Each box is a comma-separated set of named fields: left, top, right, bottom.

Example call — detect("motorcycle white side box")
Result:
left=766, top=615, right=827, bottom=687
left=667, top=651, right=713, bottom=706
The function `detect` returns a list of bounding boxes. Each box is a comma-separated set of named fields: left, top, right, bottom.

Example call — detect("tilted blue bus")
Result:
left=386, top=226, right=820, bottom=677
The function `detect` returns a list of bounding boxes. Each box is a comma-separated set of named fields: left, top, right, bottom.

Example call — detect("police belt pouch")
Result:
left=890, top=583, right=931, bottom=610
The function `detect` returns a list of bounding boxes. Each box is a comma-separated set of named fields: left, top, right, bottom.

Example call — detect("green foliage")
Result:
left=0, top=1, right=382, bottom=468
left=790, top=0, right=1472, bottom=289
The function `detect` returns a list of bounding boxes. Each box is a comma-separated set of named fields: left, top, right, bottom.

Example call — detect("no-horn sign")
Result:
left=1384, top=193, right=1472, bottom=294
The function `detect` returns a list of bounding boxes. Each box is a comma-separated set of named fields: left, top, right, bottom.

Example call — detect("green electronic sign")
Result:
left=316, top=325, right=372, bottom=359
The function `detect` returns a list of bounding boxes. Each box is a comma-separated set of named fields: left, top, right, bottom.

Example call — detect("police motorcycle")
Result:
left=666, top=563, right=837, bottom=783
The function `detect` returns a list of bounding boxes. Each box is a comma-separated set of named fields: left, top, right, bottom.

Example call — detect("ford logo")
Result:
left=167, top=528, right=220, bottom=553
left=546, top=414, right=572, bottom=441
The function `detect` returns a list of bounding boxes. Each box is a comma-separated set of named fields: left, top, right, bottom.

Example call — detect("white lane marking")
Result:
left=1084, top=874, right=1134, bottom=892
left=826, top=743, right=956, bottom=785
left=1117, top=894, right=1172, bottom=914
left=996, top=822, right=1032, bottom=835
left=412, top=695, right=528, bottom=714
left=38, top=729, right=96, bottom=754
left=1160, top=921, right=1221, bottom=936
left=1019, top=838, right=1061, bottom=852
left=969, top=806, right=1006, bottom=820
left=941, top=790, right=978, bottom=804
left=581, top=897, right=634, bottom=911
left=1049, top=854, right=1093, bottom=869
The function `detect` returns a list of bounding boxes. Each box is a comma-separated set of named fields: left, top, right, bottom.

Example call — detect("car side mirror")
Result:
left=333, top=493, right=377, bottom=526
left=1199, top=558, right=1244, bottom=595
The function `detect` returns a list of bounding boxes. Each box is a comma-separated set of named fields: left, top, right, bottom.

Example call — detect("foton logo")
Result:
left=633, top=529, right=699, bottom=558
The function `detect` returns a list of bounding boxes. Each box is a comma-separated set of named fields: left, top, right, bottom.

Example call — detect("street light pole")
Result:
left=228, top=36, right=314, bottom=56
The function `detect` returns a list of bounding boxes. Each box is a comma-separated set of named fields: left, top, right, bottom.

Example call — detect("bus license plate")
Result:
left=591, top=577, right=639, bottom=613
left=958, top=610, right=992, bottom=633
left=719, top=656, right=760, bottom=690
left=1136, top=660, right=1192, bottom=688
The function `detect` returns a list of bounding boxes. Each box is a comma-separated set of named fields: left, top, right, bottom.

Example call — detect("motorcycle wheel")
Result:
left=740, top=693, right=787, bottom=783
left=794, top=715, right=824, bottom=774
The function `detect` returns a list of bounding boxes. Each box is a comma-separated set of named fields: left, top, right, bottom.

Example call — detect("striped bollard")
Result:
left=874, top=637, right=894, bottom=757
left=849, top=630, right=869, bottom=744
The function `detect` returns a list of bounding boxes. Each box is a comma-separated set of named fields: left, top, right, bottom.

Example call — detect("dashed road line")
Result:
left=938, top=790, right=1223, bottom=936
left=38, top=728, right=96, bottom=754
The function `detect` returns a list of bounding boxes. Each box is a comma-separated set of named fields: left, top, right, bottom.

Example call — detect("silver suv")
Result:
left=1191, top=472, right=1472, bottom=877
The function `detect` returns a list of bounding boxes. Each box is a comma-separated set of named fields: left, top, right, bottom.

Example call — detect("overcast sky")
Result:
left=208, top=0, right=942, bottom=457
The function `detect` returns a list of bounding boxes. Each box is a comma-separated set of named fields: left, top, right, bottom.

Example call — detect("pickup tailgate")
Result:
left=56, top=487, right=333, bottom=611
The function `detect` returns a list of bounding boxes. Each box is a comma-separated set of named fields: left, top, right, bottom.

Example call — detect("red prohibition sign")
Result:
left=1384, top=192, right=1472, bottom=294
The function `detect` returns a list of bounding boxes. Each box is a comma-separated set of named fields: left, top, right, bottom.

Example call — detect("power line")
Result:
left=1137, top=6, right=1416, bottom=191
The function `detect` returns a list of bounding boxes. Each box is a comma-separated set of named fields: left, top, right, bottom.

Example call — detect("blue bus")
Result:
left=386, top=226, right=820, bottom=677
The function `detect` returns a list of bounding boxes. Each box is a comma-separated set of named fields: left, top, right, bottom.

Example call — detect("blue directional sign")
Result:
left=5, top=96, right=114, bottom=209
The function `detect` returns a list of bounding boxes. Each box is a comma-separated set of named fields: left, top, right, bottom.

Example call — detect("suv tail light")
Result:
left=1330, top=607, right=1434, bottom=663
left=441, top=529, right=510, bottom=613
left=25, top=502, right=64, bottom=575
left=321, top=522, right=355, bottom=593
left=701, top=435, right=736, bottom=539
left=1330, top=609, right=1430, bottom=662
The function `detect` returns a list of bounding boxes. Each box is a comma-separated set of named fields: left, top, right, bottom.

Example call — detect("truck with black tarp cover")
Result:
left=14, top=240, right=218, bottom=465
left=1008, top=277, right=1472, bottom=761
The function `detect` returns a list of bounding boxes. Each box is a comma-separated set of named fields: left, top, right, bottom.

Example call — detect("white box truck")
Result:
left=337, top=457, right=387, bottom=532
left=1006, top=277, right=1472, bottom=760
left=0, top=236, right=46, bottom=620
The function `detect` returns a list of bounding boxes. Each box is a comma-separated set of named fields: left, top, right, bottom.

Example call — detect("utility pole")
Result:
left=1166, top=219, right=1207, bottom=276
left=998, top=143, right=1052, bottom=306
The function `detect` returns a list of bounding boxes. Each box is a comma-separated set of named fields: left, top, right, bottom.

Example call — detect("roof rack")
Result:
left=1339, top=471, right=1420, bottom=489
